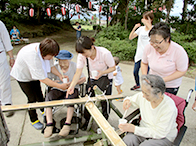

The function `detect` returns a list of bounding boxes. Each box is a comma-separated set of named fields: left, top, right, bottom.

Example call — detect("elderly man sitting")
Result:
left=119, top=74, right=177, bottom=146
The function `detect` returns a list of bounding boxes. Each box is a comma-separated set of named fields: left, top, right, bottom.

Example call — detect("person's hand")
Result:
left=9, top=58, right=15, bottom=67
left=123, top=99, right=131, bottom=110
left=141, top=16, right=151, bottom=26
left=113, top=72, right=117, bottom=76
left=134, top=23, right=141, bottom=29
left=66, top=86, right=74, bottom=98
left=60, top=82, right=70, bottom=90
left=118, top=123, right=135, bottom=133
left=192, top=99, right=196, bottom=111
left=95, top=70, right=103, bottom=80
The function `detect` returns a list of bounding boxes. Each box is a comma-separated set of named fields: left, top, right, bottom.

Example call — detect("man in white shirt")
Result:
left=0, top=20, right=15, bottom=117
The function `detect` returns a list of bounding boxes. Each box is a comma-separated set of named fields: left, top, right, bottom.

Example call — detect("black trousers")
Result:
left=18, top=80, right=44, bottom=122
left=84, top=79, right=113, bottom=121
left=166, top=87, right=179, bottom=95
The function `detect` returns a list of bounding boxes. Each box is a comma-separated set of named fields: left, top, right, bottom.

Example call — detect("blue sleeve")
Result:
left=17, top=29, right=20, bottom=35
left=10, top=29, right=14, bottom=35
left=195, top=77, right=196, bottom=91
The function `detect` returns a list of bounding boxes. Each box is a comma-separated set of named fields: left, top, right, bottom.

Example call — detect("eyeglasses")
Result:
left=149, top=38, right=164, bottom=45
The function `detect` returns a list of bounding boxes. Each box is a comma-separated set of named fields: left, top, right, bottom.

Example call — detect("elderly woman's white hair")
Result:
left=141, top=74, right=166, bottom=98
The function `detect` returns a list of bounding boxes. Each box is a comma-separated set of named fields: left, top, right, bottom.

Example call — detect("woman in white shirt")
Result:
left=11, top=38, right=69, bottom=130
left=119, top=74, right=177, bottom=146
left=129, top=11, right=154, bottom=91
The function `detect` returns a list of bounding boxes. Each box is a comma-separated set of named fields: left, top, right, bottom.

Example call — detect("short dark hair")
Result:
left=75, top=22, right=79, bottom=25
left=114, top=56, right=120, bottom=65
left=39, top=38, right=60, bottom=57
left=143, top=11, right=154, bottom=24
left=75, top=36, right=94, bottom=53
left=149, top=22, right=171, bottom=42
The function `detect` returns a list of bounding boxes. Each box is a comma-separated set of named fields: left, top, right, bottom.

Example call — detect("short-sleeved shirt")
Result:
left=77, top=46, right=115, bottom=79
left=113, top=65, right=124, bottom=86
left=10, top=43, right=53, bottom=82
left=142, top=41, right=189, bottom=88
left=0, top=21, right=13, bottom=52
left=134, top=26, right=150, bottom=62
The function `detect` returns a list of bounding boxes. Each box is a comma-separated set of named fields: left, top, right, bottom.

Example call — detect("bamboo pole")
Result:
left=85, top=100, right=126, bottom=146
left=1, top=94, right=124, bottom=112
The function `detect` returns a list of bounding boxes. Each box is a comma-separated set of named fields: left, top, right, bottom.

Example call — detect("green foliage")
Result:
left=96, top=23, right=129, bottom=40
left=95, top=37, right=137, bottom=61
left=171, top=32, right=196, bottom=65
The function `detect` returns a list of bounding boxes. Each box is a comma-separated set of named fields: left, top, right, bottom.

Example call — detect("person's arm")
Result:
left=129, top=23, right=140, bottom=40
left=163, top=70, right=187, bottom=82
left=51, top=66, right=63, bottom=81
left=141, top=16, right=153, bottom=30
left=96, top=66, right=115, bottom=79
left=7, top=50, right=15, bottom=67
left=74, top=26, right=81, bottom=31
left=77, top=76, right=86, bottom=85
left=141, top=61, right=148, bottom=75
left=192, top=78, right=196, bottom=111
left=66, top=68, right=83, bottom=97
left=40, top=78, right=70, bottom=90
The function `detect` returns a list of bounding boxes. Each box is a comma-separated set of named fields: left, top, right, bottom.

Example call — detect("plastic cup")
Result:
left=119, top=118, right=127, bottom=125
left=91, top=70, right=98, bottom=79
left=63, top=78, right=68, bottom=83
left=119, top=118, right=127, bottom=131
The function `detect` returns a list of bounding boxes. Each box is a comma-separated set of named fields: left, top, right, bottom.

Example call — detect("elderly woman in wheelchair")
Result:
left=119, top=74, right=177, bottom=146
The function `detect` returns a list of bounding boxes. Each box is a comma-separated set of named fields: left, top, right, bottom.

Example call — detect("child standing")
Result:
left=44, top=50, right=86, bottom=138
left=113, top=57, right=124, bottom=94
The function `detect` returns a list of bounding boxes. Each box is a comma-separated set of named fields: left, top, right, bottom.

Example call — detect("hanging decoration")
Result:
left=109, top=16, right=111, bottom=21
left=71, top=13, right=73, bottom=18
left=158, top=7, right=162, bottom=11
left=134, top=6, right=136, bottom=10
left=46, top=8, right=51, bottom=16
left=151, top=10, right=153, bottom=13
left=92, top=16, right=94, bottom=20
left=78, top=15, right=80, bottom=19
left=76, top=4, right=80, bottom=13
left=29, top=8, right=34, bottom=17
left=109, top=6, right=112, bottom=14
left=99, top=5, right=102, bottom=13
left=88, top=1, right=92, bottom=9
left=61, top=7, right=66, bottom=15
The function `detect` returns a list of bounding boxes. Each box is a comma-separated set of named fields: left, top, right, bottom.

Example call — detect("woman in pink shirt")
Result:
left=67, top=36, right=115, bottom=123
left=141, top=22, right=188, bottom=95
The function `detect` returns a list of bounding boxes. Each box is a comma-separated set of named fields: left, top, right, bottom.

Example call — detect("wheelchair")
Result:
left=120, top=89, right=194, bottom=146
left=41, top=83, right=87, bottom=136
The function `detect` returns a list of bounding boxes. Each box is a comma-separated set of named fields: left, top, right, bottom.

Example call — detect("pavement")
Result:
left=3, top=48, right=196, bottom=146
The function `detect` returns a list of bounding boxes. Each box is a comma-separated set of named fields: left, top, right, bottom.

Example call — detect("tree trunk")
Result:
left=125, top=4, right=129, bottom=30
left=182, top=0, right=188, bottom=23
left=110, top=0, right=129, bottom=25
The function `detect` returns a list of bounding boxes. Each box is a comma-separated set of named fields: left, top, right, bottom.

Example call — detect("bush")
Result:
left=95, top=37, right=137, bottom=61
left=96, top=23, right=129, bottom=40
left=171, top=32, right=196, bottom=65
